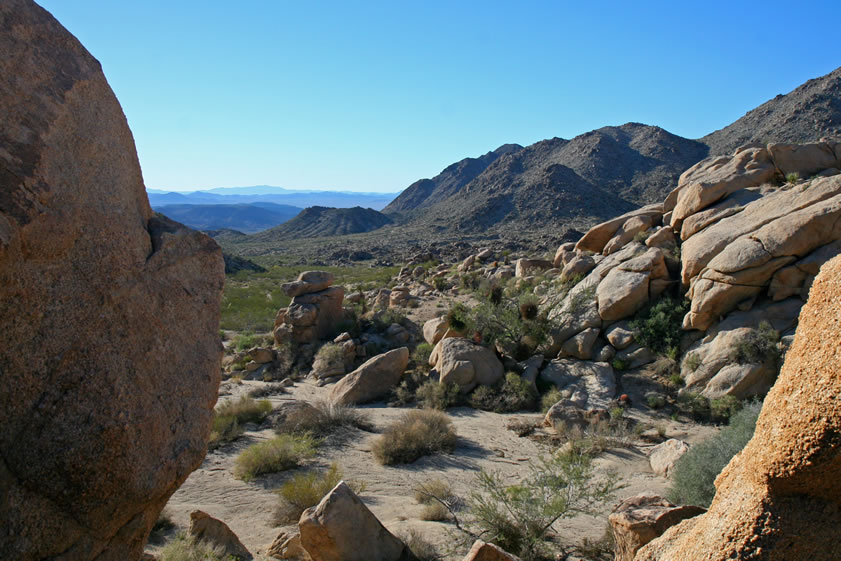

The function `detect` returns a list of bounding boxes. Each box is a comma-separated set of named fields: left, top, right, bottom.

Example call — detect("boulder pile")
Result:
left=274, top=271, right=345, bottom=346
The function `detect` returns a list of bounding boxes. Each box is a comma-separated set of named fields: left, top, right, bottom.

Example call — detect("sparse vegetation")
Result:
left=786, top=171, right=800, bottom=184
left=234, top=433, right=318, bottom=481
left=683, top=351, right=701, bottom=372
left=159, top=532, right=228, bottom=561
left=668, top=400, right=762, bottom=507
left=232, top=331, right=260, bottom=352
left=540, top=387, right=563, bottom=413
left=414, top=478, right=460, bottom=521
left=469, top=373, right=537, bottom=413
left=710, top=395, right=743, bottom=423
left=276, top=462, right=349, bottom=522
left=372, top=410, right=457, bottom=465
left=399, top=528, right=441, bottom=561
left=729, top=321, right=781, bottom=366
left=467, top=447, right=622, bottom=560
left=209, top=396, right=273, bottom=449
left=412, top=342, right=434, bottom=371
left=275, top=400, right=373, bottom=436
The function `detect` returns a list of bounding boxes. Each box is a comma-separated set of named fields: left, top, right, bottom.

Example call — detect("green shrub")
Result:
left=372, top=410, right=457, bottom=465
left=646, top=393, right=667, bottom=409
left=416, top=380, right=461, bottom=410
left=540, top=387, right=563, bottom=413
left=159, top=532, right=227, bottom=561
left=433, top=275, right=449, bottom=292
left=710, top=395, right=743, bottom=423
left=412, top=343, right=434, bottom=371
left=786, top=172, right=800, bottom=184
left=234, top=433, right=318, bottom=481
left=446, top=302, right=472, bottom=332
left=469, top=447, right=622, bottom=560
left=209, top=396, right=272, bottom=448
left=668, top=400, right=762, bottom=507
left=683, top=352, right=701, bottom=372
left=276, top=462, right=344, bottom=522
left=629, top=296, right=689, bottom=356
left=233, top=331, right=259, bottom=352
left=675, top=391, right=710, bottom=420
left=469, top=373, right=537, bottom=413
left=414, top=478, right=459, bottom=521
left=611, top=359, right=627, bottom=371
left=729, top=321, right=781, bottom=366
left=470, top=295, right=553, bottom=360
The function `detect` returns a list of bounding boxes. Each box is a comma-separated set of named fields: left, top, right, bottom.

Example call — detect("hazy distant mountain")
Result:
left=703, top=66, right=841, bottom=155
left=146, top=186, right=399, bottom=210
left=250, top=206, right=393, bottom=241
left=154, top=203, right=301, bottom=233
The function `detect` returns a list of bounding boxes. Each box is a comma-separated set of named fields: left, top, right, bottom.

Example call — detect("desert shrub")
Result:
left=399, top=529, right=440, bottom=561
left=611, top=358, right=627, bottom=371
left=629, top=296, right=689, bottom=356
left=159, top=532, right=227, bottom=561
left=372, top=410, right=457, bottom=465
left=652, top=356, right=679, bottom=378
left=729, top=321, right=781, bottom=366
left=446, top=302, right=472, bottom=332
left=675, top=391, right=710, bottom=420
left=276, top=400, right=373, bottom=436
left=315, top=341, right=345, bottom=364
left=414, top=478, right=461, bottom=521
left=469, top=373, right=537, bottom=413
left=575, top=525, right=615, bottom=560
left=412, top=343, right=434, bottom=371
left=460, top=271, right=481, bottom=290
left=786, top=171, right=800, bottom=184
left=540, top=387, right=563, bottom=413
left=668, top=400, right=762, bottom=507
left=416, top=380, right=461, bottom=410
left=233, top=331, right=259, bottom=352
left=209, top=396, right=273, bottom=449
left=646, top=393, right=667, bottom=409
left=468, top=447, right=622, bottom=560
left=433, top=275, right=449, bottom=292
left=247, top=383, right=287, bottom=399
left=275, top=462, right=343, bottom=522
left=710, top=395, right=743, bottom=422
left=633, top=230, right=650, bottom=243
left=469, top=295, right=553, bottom=361
left=234, top=433, right=318, bottom=481
left=683, top=351, right=701, bottom=372
left=149, top=509, right=176, bottom=543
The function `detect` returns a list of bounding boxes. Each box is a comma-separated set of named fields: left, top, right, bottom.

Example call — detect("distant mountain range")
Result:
left=147, top=186, right=398, bottom=211
left=153, top=203, right=302, bottom=234
left=249, top=206, right=393, bottom=241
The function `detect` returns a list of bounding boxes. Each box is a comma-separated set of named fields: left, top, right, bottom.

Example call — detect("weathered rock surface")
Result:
left=461, top=539, right=523, bottom=561
left=637, top=254, right=841, bottom=560
left=430, top=338, right=504, bottom=393
left=515, top=258, right=553, bottom=278
left=648, top=439, right=690, bottom=478
left=423, top=317, right=449, bottom=345
left=540, top=359, right=616, bottom=432
left=0, top=3, right=224, bottom=560
left=575, top=205, right=663, bottom=254
left=609, top=495, right=704, bottom=561
left=329, top=347, right=409, bottom=405
left=189, top=511, right=252, bottom=560
left=275, top=278, right=345, bottom=345
left=267, top=530, right=311, bottom=560
left=283, top=271, right=335, bottom=298
left=299, top=481, right=418, bottom=561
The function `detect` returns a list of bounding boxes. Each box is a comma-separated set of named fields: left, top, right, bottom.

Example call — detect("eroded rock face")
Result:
left=636, top=254, right=841, bottom=560
left=609, top=495, right=704, bottom=561
left=189, top=511, right=252, bottom=560
left=461, top=539, right=523, bottom=561
left=0, top=2, right=224, bottom=560
left=274, top=271, right=345, bottom=345
left=430, top=337, right=504, bottom=393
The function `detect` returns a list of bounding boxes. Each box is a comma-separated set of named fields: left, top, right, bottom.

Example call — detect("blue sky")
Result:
left=38, top=0, right=841, bottom=193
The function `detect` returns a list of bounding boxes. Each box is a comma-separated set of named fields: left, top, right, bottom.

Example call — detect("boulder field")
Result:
left=0, top=1, right=224, bottom=560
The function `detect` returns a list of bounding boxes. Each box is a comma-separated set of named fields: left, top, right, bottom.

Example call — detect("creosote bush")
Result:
left=234, top=433, right=318, bottom=481
left=209, top=396, right=273, bottom=449
left=469, top=373, right=537, bottom=413
left=275, top=462, right=364, bottom=522
left=668, top=400, right=762, bottom=507
left=372, top=409, right=457, bottom=465
left=629, top=296, right=689, bottom=357
left=468, top=447, right=622, bottom=561
left=412, top=342, right=434, bottom=371
left=540, top=387, right=563, bottom=413
left=416, top=380, right=461, bottom=410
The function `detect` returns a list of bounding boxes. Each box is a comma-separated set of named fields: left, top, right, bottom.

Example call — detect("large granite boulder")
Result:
left=609, top=495, right=704, bottom=561
left=299, top=481, right=418, bottom=561
left=637, top=255, right=841, bottom=560
left=575, top=205, right=663, bottom=254
left=0, top=2, right=224, bottom=560
left=274, top=273, right=345, bottom=345
left=188, top=511, right=252, bottom=560
left=329, top=347, right=409, bottom=405
left=429, top=338, right=504, bottom=393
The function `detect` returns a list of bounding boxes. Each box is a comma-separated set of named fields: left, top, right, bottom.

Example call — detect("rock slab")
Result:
left=329, top=347, right=409, bottom=405
left=0, top=3, right=224, bottom=560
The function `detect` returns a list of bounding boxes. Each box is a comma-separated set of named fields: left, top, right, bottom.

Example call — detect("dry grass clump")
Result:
left=275, top=463, right=365, bottom=523
left=398, top=528, right=440, bottom=561
left=372, top=410, right=457, bottom=465
left=234, top=433, right=318, bottom=482
left=413, top=478, right=462, bottom=521
left=276, top=399, right=374, bottom=437
left=209, top=396, right=272, bottom=449
left=159, top=533, right=227, bottom=561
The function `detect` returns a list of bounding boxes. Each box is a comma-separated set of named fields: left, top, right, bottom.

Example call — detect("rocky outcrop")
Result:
left=515, top=258, right=553, bottom=278
left=540, top=359, right=616, bottom=433
left=274, top=271, right=345, bottom=345
left=299, top=481, right=418, bottom=561
left=429, top=338, right=505, bottom=393
left=329, top=347, right=409, bottom=405
left=0, top=3, right=224, bottom=560
left=648, top=439, right=690, bottom=478
left=188, top=511, right=252, bottom=560
left=636, top=255, right=841, bottom=560
left=268, top=530, right=311, bottom=560
left=609, top=495, right=704, bottom=561
left=461, top=540, right=523, bottom=561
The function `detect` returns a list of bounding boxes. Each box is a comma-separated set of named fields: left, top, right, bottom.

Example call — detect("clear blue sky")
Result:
left=38, top=0, right=841, bottom=193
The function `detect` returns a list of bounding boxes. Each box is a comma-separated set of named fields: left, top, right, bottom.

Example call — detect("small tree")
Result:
left=468, top=446, right=622, bottom=560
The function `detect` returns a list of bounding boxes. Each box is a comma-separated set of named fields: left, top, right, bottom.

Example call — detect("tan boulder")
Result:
left=431, top=338, right=504, bottom=393
left=283, top=271, right=335, bottom=298
left=644, top=226, right=677, bottom=249
left=597, top=268, right=650, bottom=321
left=268, top=530, right=312, bottom=560
left=609, top=495, right=704, bottom=561
left=249, top=347, right=276, bottom=364
left=459, top=254, right=476, bottom=272
left=539, top=359, right=615, bottom=411
left=423, top=317, right=449, bottom=345
left=276, top=286, right=346, bottom=344
left=560, top=253, right=596, bottom=281
left=603, top=214, right=656, bottom=255
left=648, top=439, right=690, bottom=478
left=679, top=188, right=762, bottom=241
left=515, top=258, right=553, bottom=278
left=299, top=481, right=418, bottom=561
left=553, top=242, right=577, bottom=267
left=604, top=321, right=635, bottom=350
left=0, top=4, right=224, bottom=560
left=768, top=141, right=841, bottom=177
left=637, top=254, right=841, bottom=560
left=670, top=144, right=777, bottom=226
left=330, top=348, right=409, bottom=405
left=575, top=204, right=663, bottom=254
left=461, top=539, right=523, bottom=561
left=189, top=511, right=252, bottom=560
left=558, top=327, right=600, bottom=360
